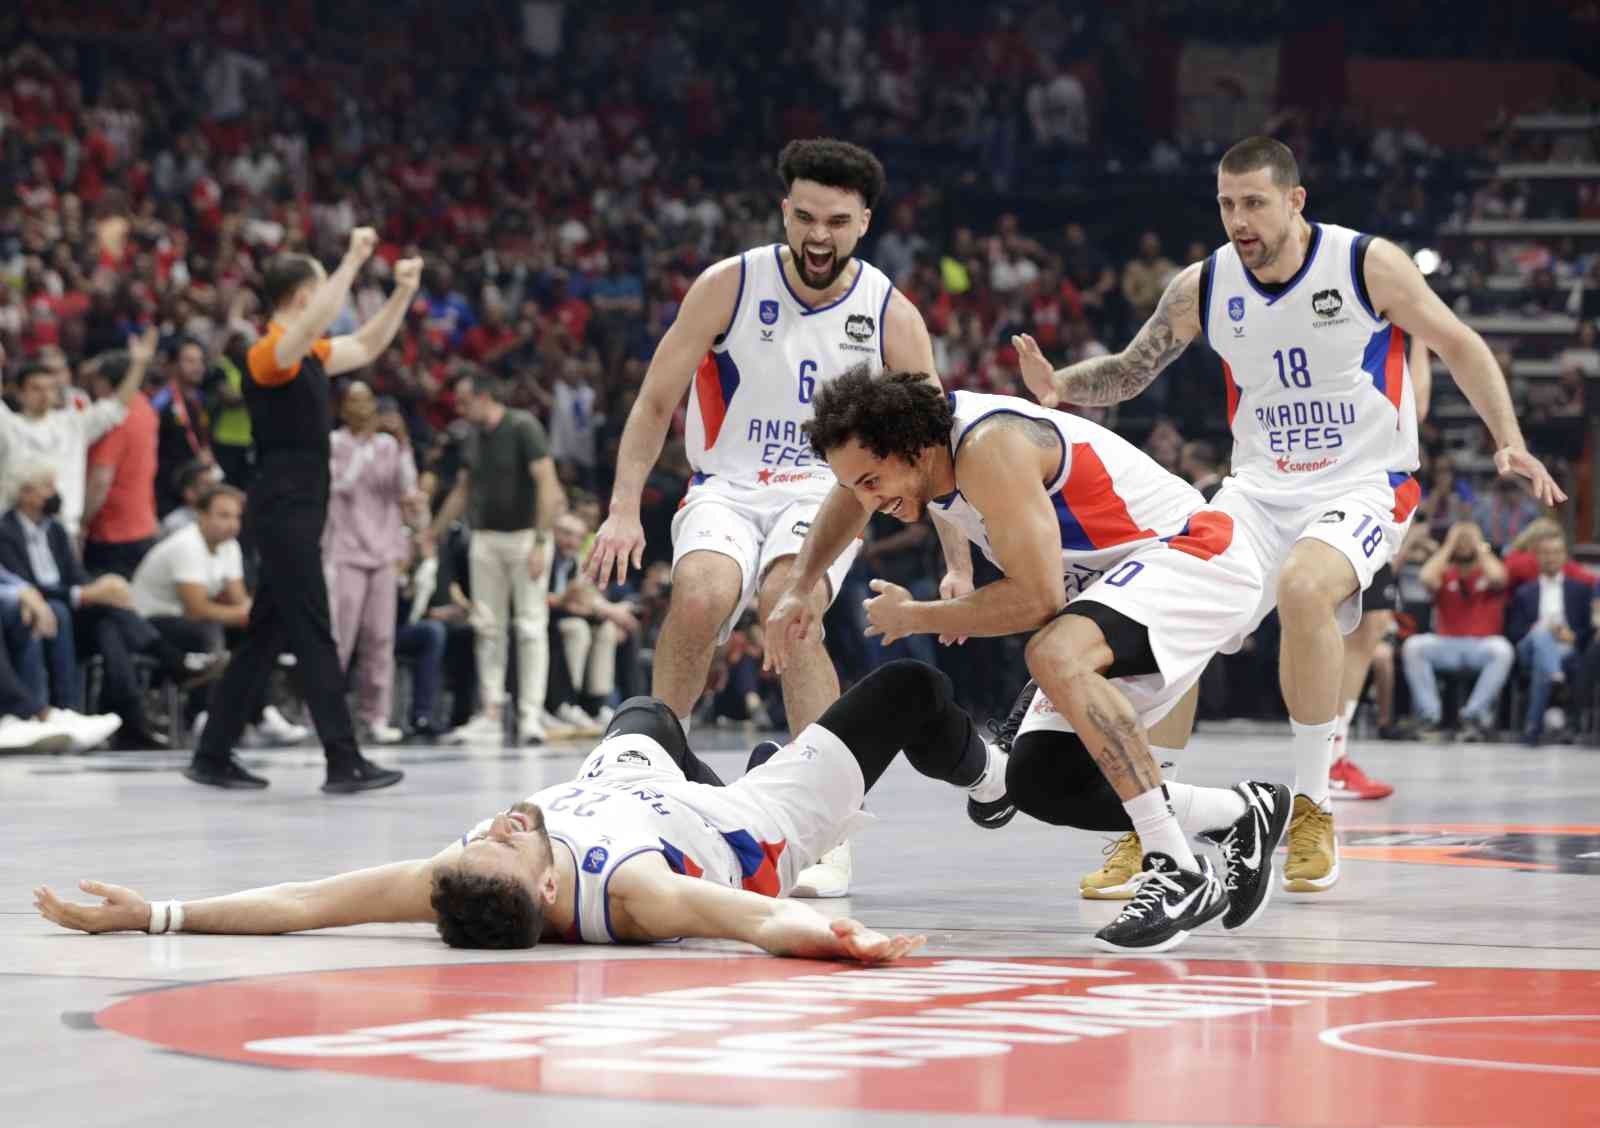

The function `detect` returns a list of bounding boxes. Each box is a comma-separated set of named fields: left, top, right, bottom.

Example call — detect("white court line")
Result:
left=1319, top=1014, right=1600, bottom=1076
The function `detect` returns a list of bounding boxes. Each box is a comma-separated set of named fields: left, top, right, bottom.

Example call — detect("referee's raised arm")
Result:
left=268, top=227, right=377, bottom=372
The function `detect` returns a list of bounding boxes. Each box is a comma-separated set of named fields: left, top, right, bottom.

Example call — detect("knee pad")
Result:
left=861, top=659, right=955, bottom=713
left=1005, top=729, right=1128, bottom=831
left=604, top=696, right=690, bottom=763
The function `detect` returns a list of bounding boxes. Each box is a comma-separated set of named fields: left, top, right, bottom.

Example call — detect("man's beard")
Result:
left=789, top=238, right=853, bottom=291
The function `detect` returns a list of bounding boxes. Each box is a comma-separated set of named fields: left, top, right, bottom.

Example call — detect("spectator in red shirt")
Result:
left=1501, top=517, right=1599, bottom=588
left=1400, top=521, right=1515, bottom=741
left=460, top=300, right=520, bottom=365
left=82, top=350, right=161, bottom=579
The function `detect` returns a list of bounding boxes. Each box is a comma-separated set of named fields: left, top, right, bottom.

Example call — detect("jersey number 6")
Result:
left=798, top=359, right=817, bottom=404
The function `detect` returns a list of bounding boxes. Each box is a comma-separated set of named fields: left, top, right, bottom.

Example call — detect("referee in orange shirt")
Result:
left=185, top=228, right=419, bottom=792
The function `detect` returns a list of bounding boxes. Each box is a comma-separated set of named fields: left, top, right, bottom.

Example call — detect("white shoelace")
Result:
left=1116, top=866, right=1186, bottom=921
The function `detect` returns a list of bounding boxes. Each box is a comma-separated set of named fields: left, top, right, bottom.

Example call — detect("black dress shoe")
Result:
left=183, top=756, right=269, bottom=789
left=322, top=757, right=405, bottom=794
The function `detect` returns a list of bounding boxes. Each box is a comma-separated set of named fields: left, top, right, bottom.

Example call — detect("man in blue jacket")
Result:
left=1506, top=529, right=1596, bottom=744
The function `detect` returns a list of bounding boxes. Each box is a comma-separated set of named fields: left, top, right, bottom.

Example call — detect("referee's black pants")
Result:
left=197, top=480, right=359, bottom=770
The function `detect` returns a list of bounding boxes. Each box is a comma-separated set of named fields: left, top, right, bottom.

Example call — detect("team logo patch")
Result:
left=844, top=314, right=875, bottom=343
left=1227, top=296, right=1245, bottom=322
left=582, top=847, right=609, bottom=874
left=1317, top=510, right=1347, bottom=524
left=759, top=300, right=779, bottom=325
left=615, top=749, right=650, bottom=767
left=1312, top=289, right=1343, bottom=317
left=791, top=520, right=812, bottom=537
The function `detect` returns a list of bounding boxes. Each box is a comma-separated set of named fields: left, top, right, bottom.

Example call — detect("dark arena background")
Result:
left=5, top=3, right=1600, bottom=1126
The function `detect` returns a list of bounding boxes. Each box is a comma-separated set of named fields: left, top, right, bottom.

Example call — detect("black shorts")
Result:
left=1361, top=563, right=1400, bottom=615
left=1056, top=600, right=1160, bottom=680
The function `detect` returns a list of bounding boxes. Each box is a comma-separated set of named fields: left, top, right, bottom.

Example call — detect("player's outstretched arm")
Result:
left=585, top=255, right=744, bottom=586
left=609, top=858, right=924, bottom=963
left=1013, top=262, right=1202, bottom=408
left=1365, top=238, right=1563, bottom=505
left=34, top=859, right=438, bottom=936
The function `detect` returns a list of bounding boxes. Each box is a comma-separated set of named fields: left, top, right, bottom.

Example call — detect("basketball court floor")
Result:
left=6, top=726, right=1598, bottom=1127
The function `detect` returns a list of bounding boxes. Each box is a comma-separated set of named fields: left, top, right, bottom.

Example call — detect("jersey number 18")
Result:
left=1273, top=348, right=1312, bottom=389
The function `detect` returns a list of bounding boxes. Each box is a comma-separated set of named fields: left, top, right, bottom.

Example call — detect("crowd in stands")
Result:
left=1, top=7, right=1598, bottom=751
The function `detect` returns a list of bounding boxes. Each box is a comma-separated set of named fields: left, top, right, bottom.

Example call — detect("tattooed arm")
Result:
left=1014, top=262, right=1203, bottom=407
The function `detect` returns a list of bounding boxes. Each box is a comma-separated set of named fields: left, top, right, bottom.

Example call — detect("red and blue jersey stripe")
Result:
left=1052, top=444, right=1157, bottom=551
left=693, top=350, right=742, bottom=450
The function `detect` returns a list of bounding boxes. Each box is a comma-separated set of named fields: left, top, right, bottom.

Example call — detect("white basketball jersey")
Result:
left=933, top=391, right=1202, bottom=598
left=459, top=734, right=790, bottom=944
left=686, top=245, right=894, bottom=489
left=1202, top=222, right=1419, bottom=501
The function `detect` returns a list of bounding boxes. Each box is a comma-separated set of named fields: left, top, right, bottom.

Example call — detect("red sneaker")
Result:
left=1329, top=756, right=1393, bottom=800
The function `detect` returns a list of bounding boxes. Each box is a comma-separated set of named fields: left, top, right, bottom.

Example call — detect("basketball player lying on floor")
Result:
left=766, top=367, right=1293, bottom=953
left=40, top=662, right=1032, bottom=963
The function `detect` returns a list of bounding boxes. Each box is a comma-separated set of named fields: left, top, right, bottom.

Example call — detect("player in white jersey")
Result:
left=35, top=661, right=1033, bottom=956
left=1014, top=135, right=1564, bottom=894
left=586, top=139, right=966, bottom=897
left=768, top=369, right=1294, bottom=952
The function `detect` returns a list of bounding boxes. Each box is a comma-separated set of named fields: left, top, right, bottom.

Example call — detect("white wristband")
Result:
left=147, top=900, right=184, bottom=934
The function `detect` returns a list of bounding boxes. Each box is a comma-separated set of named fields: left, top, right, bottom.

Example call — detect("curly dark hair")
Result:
left=806, top=365, right=951, bottom=462
left=777, top=139, right=886, bottom=210
left=430, top=866, right=543, bottom=949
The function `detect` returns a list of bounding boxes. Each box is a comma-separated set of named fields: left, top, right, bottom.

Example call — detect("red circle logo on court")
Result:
left=96, top=957, right=1600, bottom=1125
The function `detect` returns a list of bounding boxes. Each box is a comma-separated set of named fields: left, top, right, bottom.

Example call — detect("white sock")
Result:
left=1167, top=782, right=1247, bottom=835
left=678, top=712, right=692, bottom=739
left=1123, top=786, right=1198, bottom=870
left=965, top=742, right=1009, bottom=802
left=1291, top=717, right=1338, bottom=806
left=1341, top=698, right=1359, bottom=726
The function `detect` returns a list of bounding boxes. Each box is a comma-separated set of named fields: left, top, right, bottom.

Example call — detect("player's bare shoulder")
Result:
left=956, top=411, right=1061, bottom=487
left=1154, top=261, right=1204, bottom=339
left=677, top=254, right=748, bottom=336
left=881, top=285, right=937, bottom=374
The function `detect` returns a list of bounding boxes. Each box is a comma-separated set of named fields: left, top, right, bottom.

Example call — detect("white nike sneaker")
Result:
left=47, top=708, right=123, bottom=752
left=540, top=710, right=580, bottom=739
left=444, top=713, right=505, bottom=745
left=791, top=840, right=852, bottom=898
left=0, top=714, right=74, bottom=753
left=258, top=704, right=309, bottom=746
left=557, top=703, right=603, bottom=735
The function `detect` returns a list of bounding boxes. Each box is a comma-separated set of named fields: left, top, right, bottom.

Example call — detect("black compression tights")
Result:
left=607, top=661, right=989, bottom=796
left=811, top=660, right=989, bottom=792
left=605, top=697, right=727, bottom=786
left=1004, top=728, right=1131, bottom=831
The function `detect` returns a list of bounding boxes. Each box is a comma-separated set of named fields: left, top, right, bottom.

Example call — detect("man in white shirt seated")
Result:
left=131, top=484, right=306, bottom=747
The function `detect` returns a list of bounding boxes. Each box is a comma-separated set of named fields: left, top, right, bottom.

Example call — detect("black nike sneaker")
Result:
left=1200, top=780, right=1293, bottom=930
left=1093, top=852, right=1228, bottom=953
left=969, top=679, right=1035, bottom=829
